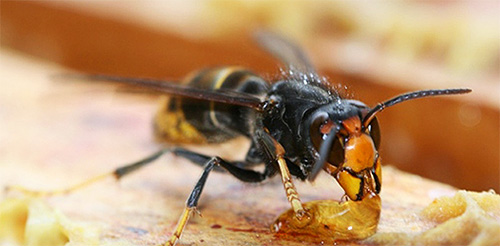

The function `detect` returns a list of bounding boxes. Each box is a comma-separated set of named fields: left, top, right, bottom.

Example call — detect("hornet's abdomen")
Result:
left=154, top=67, right=268, bottom=144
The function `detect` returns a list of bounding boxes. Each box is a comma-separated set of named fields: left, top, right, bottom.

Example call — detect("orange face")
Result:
left=318, top=117, right=382, bottom=201
left=338, top=117, right=381, bottom=200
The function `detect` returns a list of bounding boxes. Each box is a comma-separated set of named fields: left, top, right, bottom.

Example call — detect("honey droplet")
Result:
left=272, top=193, right=381, bottom=242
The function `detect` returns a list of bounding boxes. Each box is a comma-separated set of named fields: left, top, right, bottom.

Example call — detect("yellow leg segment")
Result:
left=276, top=157, right=308, bottom=219
left=263, top=128, right=309, bottom=221
left=165, top=207, right=195, bottom=246
left=6, top=150, right=169, bottom=197
left=5, top=172, right=113, bottom=197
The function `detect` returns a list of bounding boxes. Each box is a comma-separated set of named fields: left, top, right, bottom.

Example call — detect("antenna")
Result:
left=362, top=88, right=472, bottom=128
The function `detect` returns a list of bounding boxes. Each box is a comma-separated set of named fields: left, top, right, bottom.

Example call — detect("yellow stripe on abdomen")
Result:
left=154, top=96, right=208, bottom=144
left=209, top=67, right=240, bottom=128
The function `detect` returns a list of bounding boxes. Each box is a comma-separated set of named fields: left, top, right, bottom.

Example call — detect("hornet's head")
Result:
left=306, top=100, right=381, bottom=201
left=306, top=88, right=471, bottom=201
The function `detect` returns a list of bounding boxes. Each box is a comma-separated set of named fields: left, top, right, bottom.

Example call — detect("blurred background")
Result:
left=1, top=0, right=499, bottom=192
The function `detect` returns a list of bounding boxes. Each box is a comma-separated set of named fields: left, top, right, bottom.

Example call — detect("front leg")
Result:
left=276, top=153, right=307, bottom=219
left=256, top=129, right=309, bottom=221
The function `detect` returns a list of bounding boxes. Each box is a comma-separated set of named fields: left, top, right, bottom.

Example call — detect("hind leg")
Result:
left=5, top=149, right=170, bottom=197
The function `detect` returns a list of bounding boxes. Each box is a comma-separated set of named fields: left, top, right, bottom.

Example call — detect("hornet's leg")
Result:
left=256, top=129, right=309, bottom=221
left=164, top=149, right=267, bottom=246
left=171, top=148, right=266, bottom=182
left=165, top=157, right=217, bottom=246
left=5, top=149, right=169, bottom=197
left=5, top=147, right=266, bottom=195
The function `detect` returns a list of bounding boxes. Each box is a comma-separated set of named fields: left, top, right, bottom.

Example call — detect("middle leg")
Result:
left=164, top=149, right=267, bottom=245
left=172, top=148, right=266, bottom=183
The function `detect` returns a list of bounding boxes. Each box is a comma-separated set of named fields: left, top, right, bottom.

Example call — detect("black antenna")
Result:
left=362, top=88, right=472, bottom=128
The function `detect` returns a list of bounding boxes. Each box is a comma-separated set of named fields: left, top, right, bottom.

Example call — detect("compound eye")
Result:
left=328, top=137, right=344, bottom=167
left=310, top=112, right=329, bottom=151
left=309, top=112, right=345, bottom=168
left=367, top=117, right=381, bottom=150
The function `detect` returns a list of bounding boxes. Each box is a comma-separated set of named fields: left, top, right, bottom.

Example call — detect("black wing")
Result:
left=254, top=30, right=317, bottom=76
left=59, top=74, right=263, bottom=110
